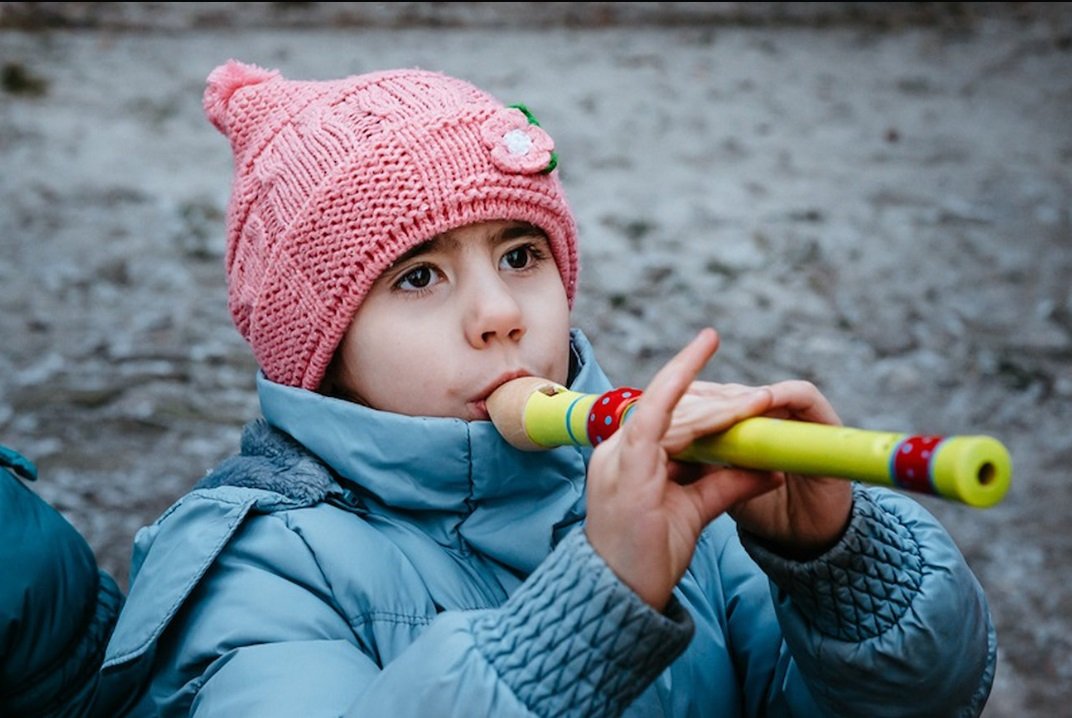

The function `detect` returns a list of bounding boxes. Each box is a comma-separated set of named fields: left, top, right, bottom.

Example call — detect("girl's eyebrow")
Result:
left=498, top=222, right=546, bottom=242
left=386, top=236, right=452, bottom=270
left=385, top=223, right=547, bottom=271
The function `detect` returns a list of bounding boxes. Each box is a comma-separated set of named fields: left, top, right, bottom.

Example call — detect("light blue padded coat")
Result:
left=102, top=330, right=996, bottom=717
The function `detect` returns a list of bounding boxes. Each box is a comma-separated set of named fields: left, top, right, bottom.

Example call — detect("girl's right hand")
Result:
left=583, top=329, right=782, bottom=611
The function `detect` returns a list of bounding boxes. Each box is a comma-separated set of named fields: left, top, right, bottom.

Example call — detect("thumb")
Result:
left=683, top=468, right=782, bottom=527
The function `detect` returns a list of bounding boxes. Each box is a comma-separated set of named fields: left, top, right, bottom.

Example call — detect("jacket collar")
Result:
left=256, top=329, right=611, bottom=574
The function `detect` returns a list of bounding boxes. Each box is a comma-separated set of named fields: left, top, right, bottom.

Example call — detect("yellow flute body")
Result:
left=496, top=381, right=1011, bottom=509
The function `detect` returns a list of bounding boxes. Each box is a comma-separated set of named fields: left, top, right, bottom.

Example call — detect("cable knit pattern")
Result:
left=472, top=529, right=694, bottom=717
left=739, top=485, right=925, bottom=642
left=202, top=60, right=579, bottom=390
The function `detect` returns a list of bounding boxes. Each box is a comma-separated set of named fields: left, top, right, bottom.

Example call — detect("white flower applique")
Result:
left=481, top=104, right=558, bottom=175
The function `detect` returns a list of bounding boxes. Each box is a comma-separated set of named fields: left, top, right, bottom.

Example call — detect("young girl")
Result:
left=101, top=61, right=996, bottom=717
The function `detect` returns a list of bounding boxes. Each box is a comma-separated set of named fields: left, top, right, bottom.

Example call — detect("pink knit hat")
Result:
left=203, top=60, right=579, bottom=390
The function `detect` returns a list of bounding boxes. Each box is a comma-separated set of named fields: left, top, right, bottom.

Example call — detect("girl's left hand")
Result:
left=665, top=378, right=853, bottom=559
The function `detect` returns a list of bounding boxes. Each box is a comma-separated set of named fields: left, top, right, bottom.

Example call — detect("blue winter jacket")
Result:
left=102, top=330, right=996, bottom=716
left=0, top=447, right=131, bottom=718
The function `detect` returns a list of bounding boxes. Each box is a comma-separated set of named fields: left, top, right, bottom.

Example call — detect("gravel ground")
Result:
left=2, top=3, right=1070, bottom=715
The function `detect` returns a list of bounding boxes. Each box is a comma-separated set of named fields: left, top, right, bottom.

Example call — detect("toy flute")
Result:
left=487, top=378, right=1012, bottom=509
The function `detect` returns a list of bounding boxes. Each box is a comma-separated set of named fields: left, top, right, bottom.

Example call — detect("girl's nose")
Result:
left=463, top=272, right=526, bottom=348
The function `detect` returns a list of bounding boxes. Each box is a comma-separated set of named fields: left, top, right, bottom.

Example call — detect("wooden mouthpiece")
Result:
left=486, top=376, right=562, bottom=451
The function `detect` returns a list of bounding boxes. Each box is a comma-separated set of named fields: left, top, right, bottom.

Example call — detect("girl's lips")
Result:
left=470, top=371, right=531, bottom=419
left=471, top=399, right=490, bottom=421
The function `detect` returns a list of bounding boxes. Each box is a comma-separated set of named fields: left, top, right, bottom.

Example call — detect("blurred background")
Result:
left=2, top=2, right=1070, bottom=715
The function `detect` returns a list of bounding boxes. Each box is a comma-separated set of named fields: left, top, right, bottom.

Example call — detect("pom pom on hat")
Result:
left=202, top=61, right=579, bottom=390
left=203, top=59, right=280, bottom=132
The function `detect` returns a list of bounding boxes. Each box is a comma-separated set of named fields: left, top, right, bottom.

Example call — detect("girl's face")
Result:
left=326, top=220, right=571, bottom=421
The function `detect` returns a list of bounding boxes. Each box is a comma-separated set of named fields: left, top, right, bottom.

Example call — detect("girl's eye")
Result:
left=501, top=243, right=545, bottom=271
left=396, top=266, right=437, bottom=292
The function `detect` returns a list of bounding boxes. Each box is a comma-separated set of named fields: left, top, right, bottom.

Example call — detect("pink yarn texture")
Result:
left=202, top=60, right=579, bottom=390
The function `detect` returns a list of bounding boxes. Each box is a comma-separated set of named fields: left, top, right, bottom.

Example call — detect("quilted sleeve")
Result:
left=739, top=485, right=997, bottom=717
left=470, top=528, right=694, bottom=716
left=341, top=527, right=695, bottom=717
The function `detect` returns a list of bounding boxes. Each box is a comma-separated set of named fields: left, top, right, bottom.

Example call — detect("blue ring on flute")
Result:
left=887, top=442, right=899, bottom=487
left=564, top=395, right=586, bottom=447
left=925, top=438, right=946, bottom=494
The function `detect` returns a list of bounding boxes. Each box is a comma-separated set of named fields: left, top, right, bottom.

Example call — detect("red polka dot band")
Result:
left=890, top=435, right=945, bottom=495
left=586, top=387, right=642, bottom=446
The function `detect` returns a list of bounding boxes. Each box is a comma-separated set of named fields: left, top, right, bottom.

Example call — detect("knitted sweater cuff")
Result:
left=739, top=484, right=926, bottom=642
left=472, top=528, right=694, bottom=717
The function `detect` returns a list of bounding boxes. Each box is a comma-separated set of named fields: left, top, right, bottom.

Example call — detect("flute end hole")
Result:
left=977, top=462, right=996, bottom=486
